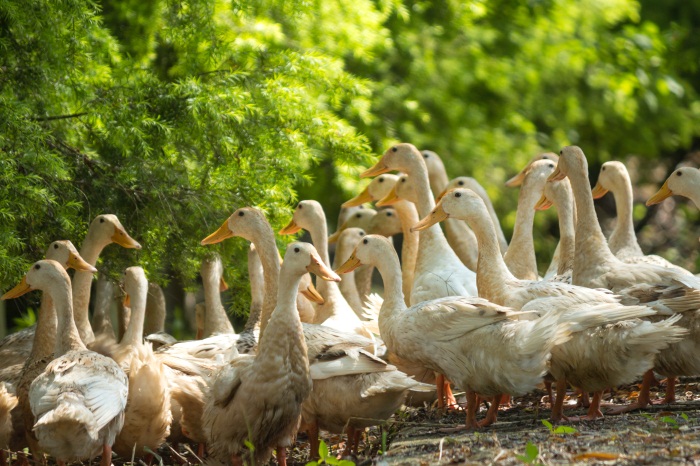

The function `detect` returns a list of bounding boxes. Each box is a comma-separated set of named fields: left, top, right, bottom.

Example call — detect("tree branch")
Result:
left=32, top=112, right=88, bottom=122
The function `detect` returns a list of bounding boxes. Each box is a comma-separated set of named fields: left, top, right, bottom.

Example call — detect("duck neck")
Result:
left=143, top=283, right=166, bottom=335
left=374, top=249, right=407, bottom=318
left=29, top=294, right=57, bottom=361
left=72, top=229, right=108, bottom=345
left=121, top=283, right=147, bottom=348
left=53, top=278, right=86, bottom=355
left=608, top=177, right=643, bottom=256
left=306, top=215, right=337, bottom=301
left=203, top=272, right=234, bottom=338
left=250, top=225, right=281, bottom=340
left=244, top=244, right=264, bottom=334
left=553, top=181, right=577, bottom=275
left=332, top=239, right=362, bottom=312
left=503, top=183, right=540, bottom=280
left=255, top=264, right=307, bottom=367
left=428, top=164, right=449, bottom=199
left=393, top=201, right=419, bottom=304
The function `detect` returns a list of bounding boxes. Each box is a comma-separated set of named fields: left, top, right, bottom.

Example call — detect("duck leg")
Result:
left=308, top=421, right=320, bottom=460
left=544, top=380, right=554, bottom=407
left=341, top=426, right=355, bottom=458
left=100, top=444, right=112, bottom=466
left=352, top=428, right=362, bottom=456
left=477, top=394, right=501, bottom=427
left=500, top=394, right=512, bottom=408
left=440, top=389, right=478, bottom=432
left=606, top=370, right=654, bottom=414
left=550, top=379, right=568, bottom=422
left=444, top=380, right=459, bottom=409
left=275, top=446, right=287, bottom=466
left=197, top=443, right=206, bottom=458
left=663, top=376, right=676, bottom=404
left=567, top=390, right=604, bottom=421
left=231, top=454, right=243, bottom=466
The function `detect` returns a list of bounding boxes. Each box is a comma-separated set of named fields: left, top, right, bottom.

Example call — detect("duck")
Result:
left=0, top=382, right=16, bottom=465
left=280, top=200, right=374, bottom=338
left=414, top=187, right=690, bottom=421
left=421, top=150, right=481, bottom=269
left=331, top=228, right=367, bottom=316
left=343, top=174, right=418, bottom=305
left=336, top=234, right=572, bottom=429
left=592, top=161, right=691, bottom=272
left=91, top=275, right=117, bottom=343
left=202, top=242, right=328, bottom=465
left=505, top=152, right=560, bottom=187
left=143, top=283, right=178, bottom=349
left=202, top=207, right=428, bottom=457
left=550, top=146, right=700, bottom=412
left=362, top=143, right=478, bottom=303
left=2, top=260, right=128, bottom=466
left=11, top=241, right=98, bottom=458
left=368, top=207, right=402, bottom=237
left=108, top=267, right=172, bottom=458
left=647, top=166, right=700, bottom=209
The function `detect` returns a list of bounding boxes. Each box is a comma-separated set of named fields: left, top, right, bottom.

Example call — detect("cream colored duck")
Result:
left=337, top=234, right=571, bottom=429
left=421, top=150, right=480, bottom=269
left=362, top=143, right=478, bottom=303
left=593, top=161, right=691, bottom=273
left=332, top=228, right=367, bottom=315
left=12, top=242, right=97, bottom=457
left=91, top=275, right=117, bottom=342
left=143, top=283, right=178, bottom=349
left=501, top=159, right=556, bottom=280
left=202, top=242, right=329, bottom=465
left=280, top=200, right=373, bottom=339
left=415, top=188, right=690, bottom=421
left=202, top=207, right=428, bottom=456
left=3, top=260, right=128, bottom=466
left=344, top=174, right=418, bottom=306
left=648, top=166, right=700, bottom=209
left=534, top=177, right=577, bottom=282
left=505, top=152, right=560, bottom=187
left=551, top=146, right=700, bottom=412
left=109, top=267, right=171, bottom=457
left=368, top=207, right=402, bottom=236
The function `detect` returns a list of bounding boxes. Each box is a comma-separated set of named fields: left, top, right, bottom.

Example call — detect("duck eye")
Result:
left=53, top=244, right=58, bottom=249
left=99, top=218, right=105, bottom=223
left=423, top=153, right=429, bottom=158
left=392, top=147, right=398, bottom=153
left=386, top=212, right=392, bottom=216
left=559, top=150, right=563, bottom=155
left=294, top=247, right=300, bottom=253
left=677, top=171, right=683, bottom=177
left=455, top=192, right=462, bottom=198
left=401, top=178, right=406, bottom=183
left=34, top=264, right=41, bottom=270
left=363, top=238, right=368, bottom=245
left=378, top=177, right=384, bottom=183
left=355, top=213, right=361, bottom=218
left=549, top=164, right=555, bottom=169
left=541, top=155, right=547, bottom=159
left=601, top=166, right=606, bottom=171
left=238, top=211, right=244, bottom=217
left=458, top=180, right=464, bottom=186
left=359, top=231, right=365, bottom=236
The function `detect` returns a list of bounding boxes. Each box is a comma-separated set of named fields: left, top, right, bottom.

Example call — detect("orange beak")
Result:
left=123, top=293, right=131, bottom=308
left=219, top=277, right=228, bottom=292
left=646, top=180, right=673, bottom=206
left=2, top=276, right=33, bottom=300
left=591, top=182, right=608, bottom=200
left=112, top=227, right=142, bottom=249
left=328, top=221, right=348, bottom=244
left=360, top=160, right=391, bottom=178
left=411, top=204, right=449, bottom=232
left=376, top=185, right=400, bottom=207
left=279, top=219, right=302, bottom=235
left=547, top=165, right=566, bottom=182
left=201, top=219, right=234, bottom=245
left=505, top=170, right=527, bottom=188
left=335, top=253, right=363, bottom=274
left=67, top=252, right=98, bottom=273
left=534, top=193, right=553, bottom=211
left=342, top=186, right=374, bottom=208
left=306, top=255, right=341, bottom=282
left=300, top=283, right=325, bottom=304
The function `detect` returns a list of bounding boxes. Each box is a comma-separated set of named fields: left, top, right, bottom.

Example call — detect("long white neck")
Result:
left=29, top=294, right=57, bottom=361
left=503, top=180, right=540, bottom=280
left=392, top=200, right=419, bottom=305
left=72, top=229, right=108, bottom=345
left=121, top=282, right=148, bottom=348
left=203, top=271, right=234, bottom=338
left=52, top=276, right=85, bottom=355
left=250, top=224, right=281, bottom=339
left=244, top=244, right=264, bottom=334
left=553, top=181, right=577, bottom=276
left=143, top=283, right=166, bottom=336
left=332, top=238, right=363, bottom=313
left=608, top=174, right=643, bottom=256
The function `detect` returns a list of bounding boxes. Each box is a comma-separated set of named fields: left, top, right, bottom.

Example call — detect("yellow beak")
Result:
left=342, top=186, right=374, bottom=208
left=360, top=161, right=391, bottom=179
left=279, top=219, right=302, bottom=235
left=306, top=255, right=341, bottom=282
left=376, top=185, right=400, bottom=207
left=111, top=227, right=142, bottom=249
left=411, top=204, right=449, bottom=232
left=646, top=180, right=673, bottom=206
left=505, top=170, right=526, bottom=188
left=123, top=293, right=131, bottom=308
left=547, top=165, right=566, bottom=182
left=591, top=182, right=608, bottom=200
left=219, top=277, right=228, bottom=292
left=534, top=193, right=553, bottom=211
left=67, top=252, right=98, bottom=273
left=201, top=219, right=234, bottom=245
left=335, top=253, right=363, bottom=274
left=300, top=283, right=325, bottom=304
left=2, top=276, right=33, bottom=300
left=435, top=188, right=449, bottom=203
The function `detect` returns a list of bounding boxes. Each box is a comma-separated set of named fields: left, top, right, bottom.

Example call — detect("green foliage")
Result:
left=516, top=441, right=541, bottom=465
left=306, top=440, right=355, bottom=466
left=11, top=308, right=36, bottom=332
left=541, top=419, right=578, bottom=435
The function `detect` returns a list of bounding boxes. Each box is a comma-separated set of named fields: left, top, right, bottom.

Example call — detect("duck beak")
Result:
left=646, top=180, right=673, bottom=206
left=335, top=253, right=363, bottom=274
left=112, top=227, right=141, bottom=249
left=123, top=293, right=131, bottom=308
left=411, top=205, right=449, bottom=232
left=307, top=255, right=340, bottom=282
left=534, top=194, right=553, bottom=211
left=2, top=276, right=33, bottom=300
left=376, top=185, right=400, bottom=207
left=219, top=277, right=228, bottom=292
left=279, top=219, right=302, bottom=235
left=67, top=252, right=98, bottom=273
left=360, top=160, right=391, bottom=178
left=201, top=219, right=234, bottom=245
left=547, top=165, right=566, bottom=182
left=342, top=186, right=373, bottom=208
left=300, top=283, right=325, bottom=304
left=505, top=170, right=526, bottom=188
left=591, top=182, right=608, bottom=199
left=328, top=222, right=347, bottom=244
left=435, top=188, right=448, bottom=203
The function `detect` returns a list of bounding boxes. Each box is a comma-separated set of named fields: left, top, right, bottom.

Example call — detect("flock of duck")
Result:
left=0, top=144, right=699, bottom=466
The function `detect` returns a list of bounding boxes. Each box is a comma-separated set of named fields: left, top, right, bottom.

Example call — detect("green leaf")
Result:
left=319, top=440, right=329, bottom=461
left=553, top=425, right=578, bottom=435
left=244, top=440, right=255, bottom=452
left=338, top=460, right=356, bottom=466
left=541, top=419, right=554, bottom=432
left=525, top=442, right=539, bottom=459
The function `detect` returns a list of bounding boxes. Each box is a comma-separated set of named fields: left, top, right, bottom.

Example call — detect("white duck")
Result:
left=3, top=260, right=128, bottom=466
left=647, top=166, right=700, bottom=209
left=362, top=143, right=478, bottom=303
left=534, top=177, right=577, bottom=282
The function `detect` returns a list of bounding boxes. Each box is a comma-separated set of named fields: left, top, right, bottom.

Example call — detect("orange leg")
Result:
left=578, top=390, right=590, bottom=408
left=440, top=389, right=478, bottom=432
left=544, top=380, right=554, bottom=407
left=352, top=429, right=362, bottom=456
left=550, top=379, right=568, bottom=422
left=275, top=446, right=287, bottom=466
left=567, top=390, right=604, bottom=421
left=477, top=394, right=500, bottom=427
left=607, top=370, right=654, bottom=414
left=500, top=394, right=512, bottom=408
left=341, top=426, right=355, bottom=458
left=436, top=373, right=445, bottom=410
left=663, top=376, right=676, bottom=404
left=197, top=443, right=206, bottom=458
left=308, top=421, right=320, bottom=460
left=444, top=380, right=458, bottom=409
left=100, top=445, right=112, bottom=466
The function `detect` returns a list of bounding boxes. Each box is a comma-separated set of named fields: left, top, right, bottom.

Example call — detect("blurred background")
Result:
left=1, top=0, right=699, bottom=337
